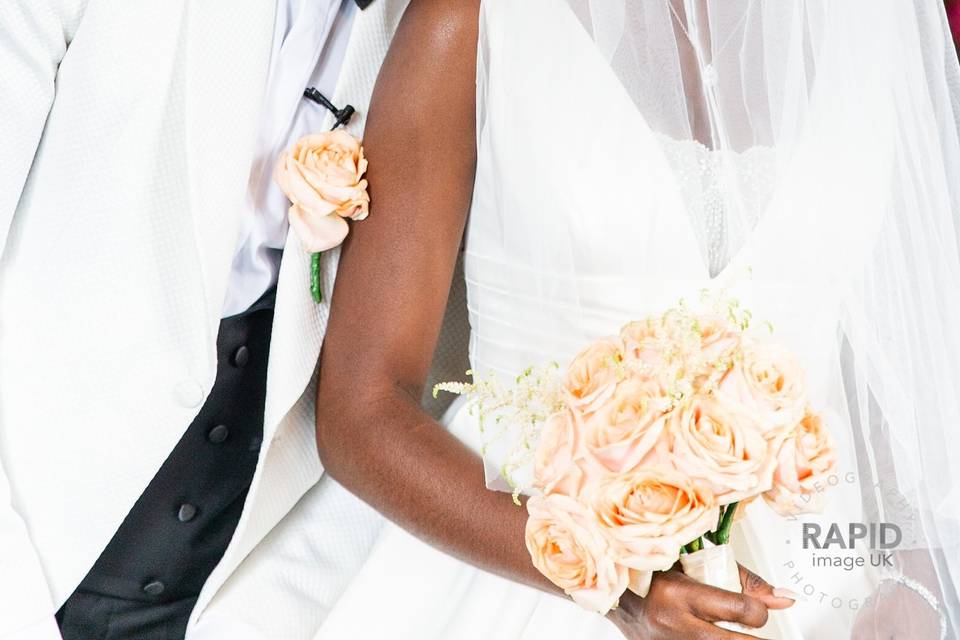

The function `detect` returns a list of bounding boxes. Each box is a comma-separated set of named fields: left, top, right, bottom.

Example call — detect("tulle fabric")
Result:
left=466, top=0, right=960, bottom=636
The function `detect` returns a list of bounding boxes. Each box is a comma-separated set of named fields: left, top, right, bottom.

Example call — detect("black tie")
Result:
left=354, top=0, right=374, bottom=9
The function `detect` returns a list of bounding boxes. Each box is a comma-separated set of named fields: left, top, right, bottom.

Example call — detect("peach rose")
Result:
left=621, top=314, right=740, bottom=393
left=534, top=410, right=587, bottom=496
left=697, top=315, right=741, bottom=364
left=274, top=130, right=370, bottom=253
left=563, top=340, right=624, bottom=414
left=628, top=568, right=654, bottom=599
left=763, top=411, right=838, bottom=516
left=582, top=376, right=671, bottom=474
left=620, top=319, right=668, bottom=371
left=718, top=340, right=806, bottom=432
left=664, top=396, right=775, bottom=504
left=525, top=494, right=629, bottom=614
left=592, top=468, right=718, bottom=576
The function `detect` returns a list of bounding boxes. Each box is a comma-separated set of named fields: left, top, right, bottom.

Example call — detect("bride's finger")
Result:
left=738, top=563, right=796, bottom=610
left=686, top=581, right=770, bottom=629
left=688, top=618, right=770, bottom=640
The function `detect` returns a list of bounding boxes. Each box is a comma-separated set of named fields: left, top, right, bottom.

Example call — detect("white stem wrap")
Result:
left=679, top=544, right=750, bottom=633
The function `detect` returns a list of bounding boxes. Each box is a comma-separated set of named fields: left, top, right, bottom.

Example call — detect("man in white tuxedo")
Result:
left=0, top=0, right=464, bottom=637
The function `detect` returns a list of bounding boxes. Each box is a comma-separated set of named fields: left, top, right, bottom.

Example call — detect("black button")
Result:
left=208, top=424, right=229, bottom=444
left=232, top=345, right=250, bottom=368
left=177, top=503, right=198, bottom=523
left=143, top=581, right=165, bottom=597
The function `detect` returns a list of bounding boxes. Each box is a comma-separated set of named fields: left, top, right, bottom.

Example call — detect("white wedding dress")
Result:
left=316, top=1, right=960, bottom=638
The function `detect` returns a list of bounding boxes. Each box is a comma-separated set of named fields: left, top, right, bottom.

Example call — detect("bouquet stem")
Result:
left=684, top=536, right=704, bottom=554
left=311, top=252, right=323, bottom=303
left=711, top=501, right=739, bottom=545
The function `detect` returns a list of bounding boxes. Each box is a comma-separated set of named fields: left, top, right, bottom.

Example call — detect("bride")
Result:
left=311, top=0, right=960, bottom=638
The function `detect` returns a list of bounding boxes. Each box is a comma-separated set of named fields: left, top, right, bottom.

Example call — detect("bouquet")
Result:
left=436, top=301, right=837, bottom=620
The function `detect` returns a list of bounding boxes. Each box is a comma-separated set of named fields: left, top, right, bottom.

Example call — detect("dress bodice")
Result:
left=656, top=135, right=776, bottom=278
left=464, top=0, right=780, bottom=380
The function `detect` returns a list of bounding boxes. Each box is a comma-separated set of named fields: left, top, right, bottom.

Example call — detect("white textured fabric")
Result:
left=0, top=619, right=61, bottom=640
left=0, top=1, right=408, bottom=637
left=1, top=2, right=257, bottom=635
left=221, top=0, right=355, bottom=317
left=190, top=464, right=384, bottom=639
left=0, top=8, right=95, bottom=636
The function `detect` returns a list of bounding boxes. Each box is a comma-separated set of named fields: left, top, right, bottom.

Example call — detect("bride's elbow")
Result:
left=313, top=382, right=394, bottom=476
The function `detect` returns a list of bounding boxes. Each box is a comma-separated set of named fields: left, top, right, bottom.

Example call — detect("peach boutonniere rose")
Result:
left=274, top=129, right=370, bottom=302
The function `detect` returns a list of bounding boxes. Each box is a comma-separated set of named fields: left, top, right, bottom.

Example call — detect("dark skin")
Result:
left=315, top=1, right=794, bottom=637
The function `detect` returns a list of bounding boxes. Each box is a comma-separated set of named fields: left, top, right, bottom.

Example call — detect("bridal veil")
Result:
left=472, top=0, right=960, bottom=634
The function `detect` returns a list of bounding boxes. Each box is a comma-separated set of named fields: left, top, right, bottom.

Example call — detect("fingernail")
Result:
left=772, top=587, right=806, bottom=602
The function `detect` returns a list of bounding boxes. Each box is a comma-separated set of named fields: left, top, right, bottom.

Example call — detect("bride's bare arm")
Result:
left=315, top=1, right=783, bottom=637
left=315, top=0, right=549, bottom=592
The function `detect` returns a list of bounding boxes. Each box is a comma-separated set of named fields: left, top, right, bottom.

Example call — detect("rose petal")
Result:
left=288, top=204, right=350, bottom=252
left=627, top=569, right=653, bottom=597
left=275, top=159, right=339, bottom=216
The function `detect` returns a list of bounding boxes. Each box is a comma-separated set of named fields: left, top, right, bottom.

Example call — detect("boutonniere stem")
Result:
left=273, top=88, right=369, bottom=303
left=311, top=252, right=322, bottom=303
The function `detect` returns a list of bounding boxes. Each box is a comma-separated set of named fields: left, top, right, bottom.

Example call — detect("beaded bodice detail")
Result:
left=656, top=135, right=777, bottom=277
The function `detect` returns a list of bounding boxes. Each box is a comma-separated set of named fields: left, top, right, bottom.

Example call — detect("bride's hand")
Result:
left=608, top=564, right=795, bottom=639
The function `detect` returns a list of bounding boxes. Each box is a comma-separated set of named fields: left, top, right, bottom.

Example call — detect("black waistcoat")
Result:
left=58, top=298, right=274, bottom=639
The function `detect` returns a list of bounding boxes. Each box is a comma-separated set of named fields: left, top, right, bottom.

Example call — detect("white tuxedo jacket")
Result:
left=0, top=1, right=412, bottom=637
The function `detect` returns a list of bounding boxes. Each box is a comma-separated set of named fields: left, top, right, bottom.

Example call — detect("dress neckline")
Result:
left=554, top=0, right=792, bottom=283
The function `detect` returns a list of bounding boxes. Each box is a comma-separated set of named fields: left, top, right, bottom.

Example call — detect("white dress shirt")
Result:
left=222, top=0, right=357, bottom=317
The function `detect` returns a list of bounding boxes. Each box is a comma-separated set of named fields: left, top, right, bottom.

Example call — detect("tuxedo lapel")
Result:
left=183, top=0, right=276, bottom=328
left=189, top=0, right=411, bottom=626
left=263, top=0, right=403, bottom=441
